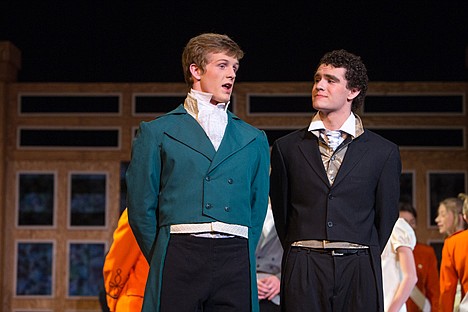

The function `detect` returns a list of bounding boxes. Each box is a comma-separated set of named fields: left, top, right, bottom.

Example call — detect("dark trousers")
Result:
left=282, top=247, right=378, bottom=312
left=160, top=234, right=251, bottom=312
left=260, top=299, right=280, bottom=312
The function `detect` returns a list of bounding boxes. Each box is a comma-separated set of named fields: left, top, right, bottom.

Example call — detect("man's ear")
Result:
left=347, top=88, right=360, bottom=101
left=189, top=63, right=202, bottom=81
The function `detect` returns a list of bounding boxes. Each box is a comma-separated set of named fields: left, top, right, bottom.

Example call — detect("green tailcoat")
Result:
left=127, top=104, right=270, bottom=312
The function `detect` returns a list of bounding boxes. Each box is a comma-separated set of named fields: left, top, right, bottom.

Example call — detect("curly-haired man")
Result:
left=270, top=49, right=401, bottom=311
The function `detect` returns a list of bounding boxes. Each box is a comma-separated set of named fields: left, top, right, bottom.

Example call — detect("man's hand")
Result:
left=257, top=275, right=280, bottom=300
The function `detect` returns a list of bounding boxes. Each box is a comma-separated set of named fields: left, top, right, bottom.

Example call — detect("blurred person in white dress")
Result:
left=382, top=218, right=418, bottom=312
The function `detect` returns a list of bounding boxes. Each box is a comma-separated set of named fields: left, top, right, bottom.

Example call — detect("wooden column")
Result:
left=0, top=41, right=21, bottom=304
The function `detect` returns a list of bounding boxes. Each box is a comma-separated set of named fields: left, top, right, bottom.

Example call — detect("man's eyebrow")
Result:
left=214, top=58, right=238, bottom=64
left=323, top=74, right=340, bottom=82
left=314, top=73, right=340, bottom=81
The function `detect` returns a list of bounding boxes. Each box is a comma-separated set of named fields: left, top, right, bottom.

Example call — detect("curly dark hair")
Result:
left=318, top=49, right=368, bottom=112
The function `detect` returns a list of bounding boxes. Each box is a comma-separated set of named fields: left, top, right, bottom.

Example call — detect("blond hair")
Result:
left=181, top=33, right=244, bottom=87
left=440, top=197, right=464, bottom=234
left=459, top=193, right=468, bottom=217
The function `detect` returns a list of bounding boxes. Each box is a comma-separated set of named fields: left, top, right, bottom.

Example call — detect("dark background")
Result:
left=1, top=1, right=467, bottom=83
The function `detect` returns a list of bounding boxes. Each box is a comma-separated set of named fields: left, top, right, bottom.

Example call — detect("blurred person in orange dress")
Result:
left=435, top=195, right=466, bottom=311
left=435, top=197, right=465, bottom=238
left=399, top=202, right=439, bottom=312
left=439, top=194, right=468, bottom=312
left=103, top=208, right=149, bottom=311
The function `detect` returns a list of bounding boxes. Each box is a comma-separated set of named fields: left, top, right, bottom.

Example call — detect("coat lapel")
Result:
left=163, top=105, right=216, bottom=160
left=298, top=130, right=330, bottom=186
left=332, top=131, right=370, bottom=188
left=297, top=128, right=371, bottom=188
left=209, top=112, right=257, bottom=172
left=163, top=107, right=257, bottom=171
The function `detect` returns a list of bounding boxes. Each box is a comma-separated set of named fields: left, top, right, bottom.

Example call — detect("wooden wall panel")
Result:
left=1, top=81, right=467, bottom=310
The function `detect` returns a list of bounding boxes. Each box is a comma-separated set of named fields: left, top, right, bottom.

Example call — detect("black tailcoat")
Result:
left=270, top=127, right=401, bottom=311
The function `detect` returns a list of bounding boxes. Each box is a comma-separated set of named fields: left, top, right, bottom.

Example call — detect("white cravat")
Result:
left=325, top=129, right=342, bottom=151
left=190, top=89, right=228, bottom=151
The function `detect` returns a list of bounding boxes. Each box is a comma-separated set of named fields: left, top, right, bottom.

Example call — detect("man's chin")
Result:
left=212, top=96, right=230, bottom=104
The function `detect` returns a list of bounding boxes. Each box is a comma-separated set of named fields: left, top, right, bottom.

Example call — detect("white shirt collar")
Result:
left=340, top=113, right=356, bottom=137
left=189, top=89, right=230, bottom=112
left=308, top=112, right=356, bottom=137
left=190, top=89, right=213, bottom=105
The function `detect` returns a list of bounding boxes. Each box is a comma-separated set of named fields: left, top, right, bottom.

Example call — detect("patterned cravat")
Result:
left=325, top=130, right=342, bottom=151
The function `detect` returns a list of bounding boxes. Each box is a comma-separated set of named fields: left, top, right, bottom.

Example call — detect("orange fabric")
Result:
left=405, top=243, right=439, bottom=312
left=103, top=209, right=149, bottom=312
left=439, top=230, right=468, bottom=312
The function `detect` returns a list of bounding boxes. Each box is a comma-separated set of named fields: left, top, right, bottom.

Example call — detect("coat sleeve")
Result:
left=374, top=145, right=401, bottom=253
left=103, top=209, right=143, bottom=311
left=249, top=131, right=270, bottom=246
left=247, top=131, right=270, bottom=312
left=269, top=141, right=288, bottom=248
left=126, top=121, right=161, bottom=260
